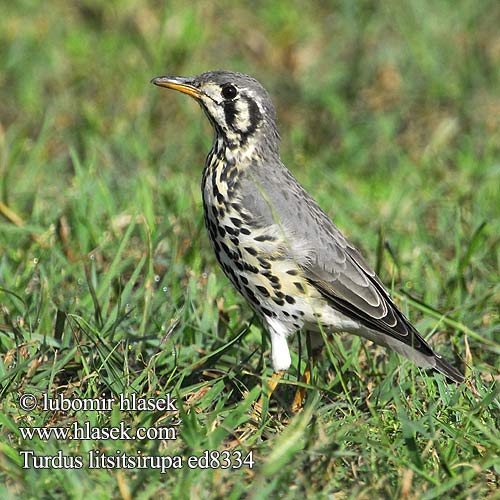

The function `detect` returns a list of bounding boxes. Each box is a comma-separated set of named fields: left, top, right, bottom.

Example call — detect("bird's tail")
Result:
left=433, top=355, right=465, bottom=383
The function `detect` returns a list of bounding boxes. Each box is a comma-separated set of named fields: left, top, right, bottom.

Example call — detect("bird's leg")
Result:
left=252, top=325, right=290, bottom=419
left=291, top=331, right=322, bottom=413
left=290, top=362, right=313, bottom=413
left=266, top=370, right=286, bottom=396
left=252, top=371, right=285, bottom=420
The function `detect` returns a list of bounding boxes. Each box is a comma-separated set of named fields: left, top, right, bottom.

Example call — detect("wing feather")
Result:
left=238, top=161, right=463, bottom=382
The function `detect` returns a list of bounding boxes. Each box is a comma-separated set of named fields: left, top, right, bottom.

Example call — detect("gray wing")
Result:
left=240, top=162, right=422, bottom=340
left=240, top=162, right=463, bottom=371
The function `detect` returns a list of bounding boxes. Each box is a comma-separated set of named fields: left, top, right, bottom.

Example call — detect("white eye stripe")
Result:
left=235, top=99, right=251, bottom=132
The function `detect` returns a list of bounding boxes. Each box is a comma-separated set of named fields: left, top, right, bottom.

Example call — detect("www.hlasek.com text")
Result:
left=19, top=420, right=177, bottom=441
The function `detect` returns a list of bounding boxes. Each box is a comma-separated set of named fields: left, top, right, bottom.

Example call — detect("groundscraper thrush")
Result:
left=152, top=71, right=464, bottom=401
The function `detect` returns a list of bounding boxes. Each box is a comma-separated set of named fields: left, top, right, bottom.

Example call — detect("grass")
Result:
left=1, top=0, right=499, bottom=498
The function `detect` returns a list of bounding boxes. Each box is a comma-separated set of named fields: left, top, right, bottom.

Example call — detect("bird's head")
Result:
left=152, top=70, right=280, bottom=152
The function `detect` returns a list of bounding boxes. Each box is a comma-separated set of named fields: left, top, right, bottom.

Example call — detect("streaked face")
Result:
left=152, top=72, right=267, bottom=146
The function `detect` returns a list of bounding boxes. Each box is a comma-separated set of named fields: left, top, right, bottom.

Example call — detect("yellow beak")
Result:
left=151, top=76, right=202, bottom=99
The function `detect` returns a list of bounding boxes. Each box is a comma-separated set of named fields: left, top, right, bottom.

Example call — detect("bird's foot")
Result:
left=290, top=362, right=312, bottom=413
left=251, top=370, right=285, bottom=421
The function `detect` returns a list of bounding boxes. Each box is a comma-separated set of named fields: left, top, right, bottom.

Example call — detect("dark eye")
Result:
left=221, top=84, right=238, bottom=100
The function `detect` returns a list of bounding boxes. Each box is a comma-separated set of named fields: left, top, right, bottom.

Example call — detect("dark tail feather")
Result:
left=433, top=356, right=465, bottom=383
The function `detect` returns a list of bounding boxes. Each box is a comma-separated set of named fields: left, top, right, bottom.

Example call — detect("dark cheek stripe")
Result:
left=245, top=97, right=262, bottom=136
left=223, top=96, right=262, bottom=140
left=224, top=101, right=238, bottom=129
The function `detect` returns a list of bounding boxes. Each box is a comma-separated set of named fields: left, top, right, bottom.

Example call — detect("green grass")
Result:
left=1, top=0, right=499, bottom=498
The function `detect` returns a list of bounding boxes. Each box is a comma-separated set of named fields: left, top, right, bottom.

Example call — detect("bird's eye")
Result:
left=221, top=84, right=238, bottom=100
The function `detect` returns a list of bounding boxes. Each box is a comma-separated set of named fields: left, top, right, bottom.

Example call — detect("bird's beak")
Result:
left=151, top=76, right=202, bottom=99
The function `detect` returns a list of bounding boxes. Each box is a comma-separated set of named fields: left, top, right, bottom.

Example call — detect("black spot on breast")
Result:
left=286, top=269, right=298, bottom=276
left=227, top=168, right=239, bottom=189
left=241, top=213, right=254, bottom=224
left=220, top=242, right=231, bottom=256
left=230, top=217, right=242, bottom=227
left=224, top=225, right=238, bottom=236
left=240, top=227, right=251, bottom=235
left=257, top=258, right=271, bottom=270
left=211, top=170, right=219, bottom=196
left=256, top=285, right=270, bottom=297
left=254, top=234, right=276, bottom=242
left=244, top=246, right=258, bottom=256
left=243, top=263, right=260, bottom=274
left=243, top=286, right=259, bottom=305
left=230, top=237, right=239, bottom=246
left=294, top=282, right=305, bottom=293
left=285, top=295, right=296, bottom=304
left=220, top=166, right=228, bottom=182
left=207, top=223, right=216, bottom=239
left=218, top=227, right=226, bottom=238
left=272, top=298, right=285, bottom=306
left=261, top=307, right=276, bottom=318
left=226, top=266, right=237, bottom=282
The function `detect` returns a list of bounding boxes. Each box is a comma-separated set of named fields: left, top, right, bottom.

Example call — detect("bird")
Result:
left=152, top=70, right=464, bottom=401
